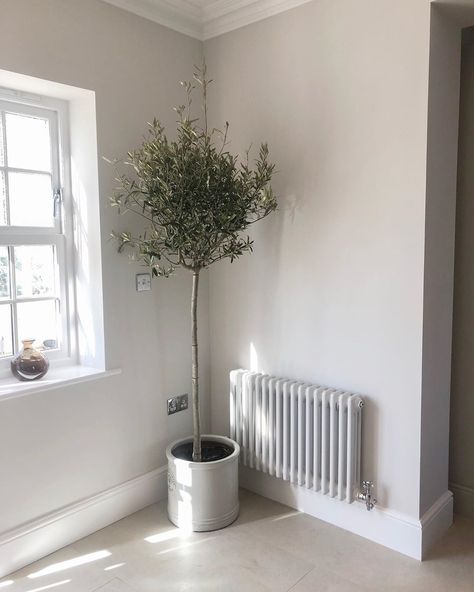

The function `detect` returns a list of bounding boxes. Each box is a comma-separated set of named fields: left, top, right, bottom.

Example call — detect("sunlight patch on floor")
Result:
left=25, top=579, right=71, bottom=592
left=156, top=537, right=216, bottom=556
left=144, top=529, right=185, bottom=544
left=104, top=563, right=126, bottom=572
left=28, top=551, right=111, bottom=579
left=271, top=511, right=300, bottom=522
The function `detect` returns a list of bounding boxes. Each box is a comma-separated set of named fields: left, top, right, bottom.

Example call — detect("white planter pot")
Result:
left=166, top=434, right=240, bottom=532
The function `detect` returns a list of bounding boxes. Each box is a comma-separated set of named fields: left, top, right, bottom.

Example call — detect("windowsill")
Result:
left=0, top=366, right=122, bottom=401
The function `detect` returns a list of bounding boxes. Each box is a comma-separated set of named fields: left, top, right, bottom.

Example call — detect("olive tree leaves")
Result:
left=109, top=63, right=277, bottom=278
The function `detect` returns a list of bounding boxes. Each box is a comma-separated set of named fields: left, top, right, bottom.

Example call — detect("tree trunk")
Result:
left=191, top=270, right=202, bottom=462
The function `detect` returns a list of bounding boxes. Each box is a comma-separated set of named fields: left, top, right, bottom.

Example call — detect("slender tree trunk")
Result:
left=191, top=270, right=202, bottom=462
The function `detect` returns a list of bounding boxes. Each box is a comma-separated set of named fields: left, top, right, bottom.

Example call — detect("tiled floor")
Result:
left=4, top=490, right=474, bottom=592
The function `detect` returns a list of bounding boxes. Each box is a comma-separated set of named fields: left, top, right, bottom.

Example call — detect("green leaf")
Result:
left=108, top=64, right=277, bottom=275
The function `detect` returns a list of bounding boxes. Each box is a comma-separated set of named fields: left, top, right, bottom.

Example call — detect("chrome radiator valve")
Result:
left=358, top=481, right=377, bottom=511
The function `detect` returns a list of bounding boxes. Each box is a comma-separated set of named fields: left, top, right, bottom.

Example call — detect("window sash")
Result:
left=0, top=99, right=62, bottom=234
left=0, top=235, right=69, bottom=360
left=0, top=96, right=72, bottom=372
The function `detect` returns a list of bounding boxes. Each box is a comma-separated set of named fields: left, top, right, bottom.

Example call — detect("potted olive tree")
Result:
left=110, top=64, right=276, bottom=531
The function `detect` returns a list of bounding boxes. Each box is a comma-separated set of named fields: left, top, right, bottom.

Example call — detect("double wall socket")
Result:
left=167, top=393, right=189, bottom=415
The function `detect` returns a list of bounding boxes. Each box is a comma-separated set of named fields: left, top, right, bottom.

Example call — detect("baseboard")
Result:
left=420, top=490, right=453, bottom=558
left=450, top=482, right=474, bottom=519
left=0, top=466, right=168, bottom=578
left=240, top=466, right=452, bottom=561
left=1, top=464, right=453, bottom=576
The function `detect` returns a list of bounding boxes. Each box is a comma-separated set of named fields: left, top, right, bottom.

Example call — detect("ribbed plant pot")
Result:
left=166, top=434, right=240, bottom=532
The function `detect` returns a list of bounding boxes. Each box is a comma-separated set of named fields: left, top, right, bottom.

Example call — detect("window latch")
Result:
left=53, top=188, right=63, bottom=218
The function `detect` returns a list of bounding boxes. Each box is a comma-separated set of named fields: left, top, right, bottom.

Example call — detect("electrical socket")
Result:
left=167, top=394, right=189, bottom=415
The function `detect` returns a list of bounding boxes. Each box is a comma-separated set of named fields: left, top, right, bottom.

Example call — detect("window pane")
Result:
left=0, top=304, right=13, bottom=357
left=0, top=171, right=6, bottom=225
left=0, top=246, right=10, bottom=299
left=5, top=112, right=51, bottom=172
left=17, top=300, right=58, bottom=349
left=8, top=172, right=53, bottom=227
left=15, top=245, right=56, bottom=298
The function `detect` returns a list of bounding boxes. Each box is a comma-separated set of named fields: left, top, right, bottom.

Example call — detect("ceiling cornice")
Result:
left=102, top=0, right=203, bottom=39
left=202, top=0, right=313, bottom=40
left=102, top=0, right=313, bottom=40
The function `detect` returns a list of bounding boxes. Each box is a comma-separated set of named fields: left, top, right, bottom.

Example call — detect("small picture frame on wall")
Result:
left=136, top=273, right=151, bottom=292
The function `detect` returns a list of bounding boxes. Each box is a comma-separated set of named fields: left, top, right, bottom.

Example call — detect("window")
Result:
left=0, top=72, right=106, bottom=385
left=0, top=96, right=71, bottom=368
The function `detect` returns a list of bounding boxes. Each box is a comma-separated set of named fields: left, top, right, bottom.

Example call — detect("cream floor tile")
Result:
left=5, top=490, right=474, bottom=592
left=92, top=579, right=137, bottom=592
left=288, top=567, right=376, bottom=592
left=5, top=544, right=112, bottom=592
left=234, top=493, right=474, bottom=592
left=122, top=528, right=313, bottom=592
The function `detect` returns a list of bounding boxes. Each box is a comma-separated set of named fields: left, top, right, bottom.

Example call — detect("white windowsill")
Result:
left=0, top=366, right=122, bottom=401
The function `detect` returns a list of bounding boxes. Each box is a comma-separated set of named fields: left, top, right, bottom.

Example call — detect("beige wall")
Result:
left=0, top=0, right=206, bottom=534
left=0, top=0, right=469, bottom=562
left=450, top=29, right=474, bottom=518
left=205, top=0, right=432, bottom=520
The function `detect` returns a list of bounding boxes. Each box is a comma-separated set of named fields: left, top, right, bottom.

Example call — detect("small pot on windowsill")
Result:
left=11, top=339, right=49, bottom=381
left=166, top=435, right=240, bottom=532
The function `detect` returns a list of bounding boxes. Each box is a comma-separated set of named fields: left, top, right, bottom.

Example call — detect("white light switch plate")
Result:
left=136, top=273, right=151, bottom=292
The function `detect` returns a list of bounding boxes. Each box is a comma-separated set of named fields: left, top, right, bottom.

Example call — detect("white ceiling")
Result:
left=101, top=0, right=313, bottom=40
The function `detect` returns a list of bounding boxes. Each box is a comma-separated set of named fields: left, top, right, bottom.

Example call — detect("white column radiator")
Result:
left=230, top=369, right=367, bottom=505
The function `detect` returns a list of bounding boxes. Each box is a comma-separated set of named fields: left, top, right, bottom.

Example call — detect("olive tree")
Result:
left=110, top=65, right=277, bottom=461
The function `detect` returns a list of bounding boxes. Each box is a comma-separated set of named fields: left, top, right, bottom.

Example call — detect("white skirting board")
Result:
left=0, top=466, right=168, bottom=579
left=240, top=466, right=453, bottom=561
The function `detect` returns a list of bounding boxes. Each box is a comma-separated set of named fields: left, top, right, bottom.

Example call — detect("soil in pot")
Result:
left=172, top=439, right=234, bottom=462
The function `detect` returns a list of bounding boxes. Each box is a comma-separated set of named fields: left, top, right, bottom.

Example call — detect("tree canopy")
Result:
left=110, top=64, right=277, bottom=277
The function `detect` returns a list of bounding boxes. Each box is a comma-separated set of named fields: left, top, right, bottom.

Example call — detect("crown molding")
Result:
left=202, top=0, right=313, bottom=40
left=102, top=0, right=203, bottom=39
left=101, top=0, right=314, bottom=40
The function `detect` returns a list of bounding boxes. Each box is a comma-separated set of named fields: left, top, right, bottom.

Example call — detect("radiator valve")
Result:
left=358, top=481, right=377, bottom=511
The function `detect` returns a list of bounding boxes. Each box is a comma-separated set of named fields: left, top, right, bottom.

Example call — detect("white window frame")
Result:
left=0, top=93, right=76, bottom=375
